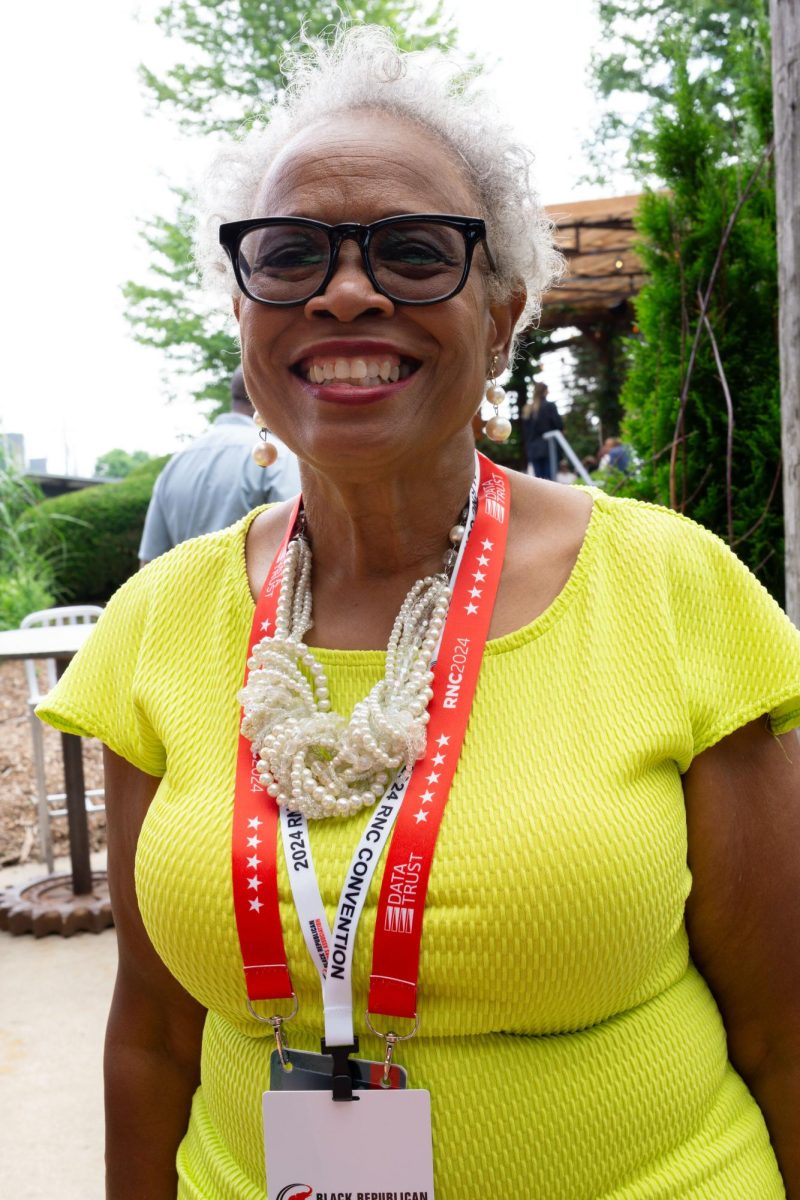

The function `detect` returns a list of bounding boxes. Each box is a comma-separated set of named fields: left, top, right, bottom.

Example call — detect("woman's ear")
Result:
left=488, top=288, right=527, bottom=371
left=233, top=296, right=241, bottom=322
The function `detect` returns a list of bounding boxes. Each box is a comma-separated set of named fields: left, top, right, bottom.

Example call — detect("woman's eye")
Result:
left=256, top=242, right=325, bottom=270
left=378, top=236, right=456, bottom=267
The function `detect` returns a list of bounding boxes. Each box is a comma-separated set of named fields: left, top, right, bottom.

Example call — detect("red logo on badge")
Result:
left=276, top=1185, right=312, bottom=1200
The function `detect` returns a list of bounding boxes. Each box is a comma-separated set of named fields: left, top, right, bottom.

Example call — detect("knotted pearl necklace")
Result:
left=239, top=521, right=464, bottom=820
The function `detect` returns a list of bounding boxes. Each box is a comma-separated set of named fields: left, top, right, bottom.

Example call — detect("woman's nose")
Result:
left=304, top=242, right=395, bottom=322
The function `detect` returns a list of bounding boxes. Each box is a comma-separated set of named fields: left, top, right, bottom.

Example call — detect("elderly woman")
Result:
left=40, top=27, right=800, bottom=1200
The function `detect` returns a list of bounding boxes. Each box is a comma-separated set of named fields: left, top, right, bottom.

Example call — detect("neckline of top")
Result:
left=236, top=488, right=605, bottom=660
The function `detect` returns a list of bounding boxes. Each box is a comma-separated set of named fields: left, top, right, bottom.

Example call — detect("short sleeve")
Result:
left=667, top=515, right=800, bottom=758
left=36, top=568, right=166, bottom=777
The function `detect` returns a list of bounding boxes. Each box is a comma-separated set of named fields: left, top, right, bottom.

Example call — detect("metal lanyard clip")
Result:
left=380, top=1032, right=399, bottom=1089
left=269, top=1016, right=291, bottom=1072
left=246, top=993, right=298, bottom=1075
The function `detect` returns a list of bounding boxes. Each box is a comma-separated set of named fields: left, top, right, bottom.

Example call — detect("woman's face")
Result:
left=234, top=111, right=524, bottom=480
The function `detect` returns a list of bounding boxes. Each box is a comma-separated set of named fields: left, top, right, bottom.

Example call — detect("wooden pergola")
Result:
left=541, top=193, right=647, bottom=326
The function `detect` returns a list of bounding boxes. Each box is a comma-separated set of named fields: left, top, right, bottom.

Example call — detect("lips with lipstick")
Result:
left=296, top=352, right=419, bottom=388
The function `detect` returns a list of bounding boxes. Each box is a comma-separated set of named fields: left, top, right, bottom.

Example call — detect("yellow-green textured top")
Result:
left=39, top=492, right=800, bottom=1199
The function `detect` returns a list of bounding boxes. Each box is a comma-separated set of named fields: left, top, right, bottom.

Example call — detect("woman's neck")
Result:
left=298, top=437, right=476, bottom=586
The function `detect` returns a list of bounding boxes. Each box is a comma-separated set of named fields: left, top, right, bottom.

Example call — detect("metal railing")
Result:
left=544, top=430, right=596, bottom=485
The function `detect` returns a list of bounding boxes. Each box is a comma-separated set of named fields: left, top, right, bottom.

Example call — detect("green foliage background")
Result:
left=94, top=447, right=154, bottom=479
left=586, top=1, right=783, bottom=598
left=29, top=458, right=168, bottom=605
left=0, top=453, right=56, bottom=630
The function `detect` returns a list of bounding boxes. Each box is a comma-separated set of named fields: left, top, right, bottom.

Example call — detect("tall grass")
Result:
left=0, top=451, right=57, bottom=630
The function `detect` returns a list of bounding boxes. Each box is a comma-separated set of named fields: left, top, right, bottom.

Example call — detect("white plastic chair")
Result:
left=21, top=605, right=104, bottom=872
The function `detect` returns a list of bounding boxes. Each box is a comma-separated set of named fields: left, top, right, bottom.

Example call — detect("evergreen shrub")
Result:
left=30, top=457, right=168, bottom=604
left=611, top=47, right=783, bottom=601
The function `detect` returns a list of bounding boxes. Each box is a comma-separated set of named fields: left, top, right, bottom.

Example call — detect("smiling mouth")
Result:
left=294, top=353, right=419, bottom=388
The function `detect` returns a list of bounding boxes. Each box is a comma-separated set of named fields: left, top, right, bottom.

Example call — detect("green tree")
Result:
left=141, top=0, right=456, bottom=135
left=588, top=0, right=770, bottom=182
left=615, top=41, right=782, bottom=597
left=94, top=448, right=154, bottom=479
left=125, top=2, right=457, bottom=414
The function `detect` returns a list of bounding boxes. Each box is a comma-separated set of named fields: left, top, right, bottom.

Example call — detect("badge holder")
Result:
left=263, top=1012, right=433, bottom=1199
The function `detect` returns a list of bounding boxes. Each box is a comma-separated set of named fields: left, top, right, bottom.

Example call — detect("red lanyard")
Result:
left=232, top=453, right=509, bottom=1023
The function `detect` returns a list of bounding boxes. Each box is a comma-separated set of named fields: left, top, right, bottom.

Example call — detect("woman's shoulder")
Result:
left=137, top=508, right=271, bottom=599
left=588, top=490, right=738, bottom=566
left=507, top=471, right=756, bottom=597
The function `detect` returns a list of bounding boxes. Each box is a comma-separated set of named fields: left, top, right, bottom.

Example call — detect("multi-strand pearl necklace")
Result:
left=239, top=517, right=466, bottom=820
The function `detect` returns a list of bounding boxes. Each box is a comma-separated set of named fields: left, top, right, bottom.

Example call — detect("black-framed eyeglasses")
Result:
left=218, top=214, right=497, bottom=307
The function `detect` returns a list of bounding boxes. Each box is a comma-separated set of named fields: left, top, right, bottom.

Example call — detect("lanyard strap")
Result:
left=232, top=496, right=301, bottom=1004
left=368, top=459, right=509, bottom=1021
left=232, top=453, right=509, bottom=1035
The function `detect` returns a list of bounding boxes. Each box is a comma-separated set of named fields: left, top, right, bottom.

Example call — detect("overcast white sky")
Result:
left=0, top=0, right=633, bottom=476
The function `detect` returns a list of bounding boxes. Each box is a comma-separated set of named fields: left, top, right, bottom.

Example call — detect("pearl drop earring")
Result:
left=483, top=354, right=512, bottom=444
left=252, top=411, right=278, bottom=467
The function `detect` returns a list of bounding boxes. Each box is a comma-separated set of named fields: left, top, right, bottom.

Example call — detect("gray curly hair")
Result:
left=196, top=25, right=563, bottom=342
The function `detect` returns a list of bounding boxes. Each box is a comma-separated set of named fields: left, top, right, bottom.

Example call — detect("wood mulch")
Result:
left=0, top=661, right=106, bottom=867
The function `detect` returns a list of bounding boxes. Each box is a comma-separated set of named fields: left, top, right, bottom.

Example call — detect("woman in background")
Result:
left=521, top=380, right=564, bottom=479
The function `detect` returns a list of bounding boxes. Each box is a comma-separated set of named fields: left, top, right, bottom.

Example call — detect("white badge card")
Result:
left=263, top=1089, right=435, bottom=1200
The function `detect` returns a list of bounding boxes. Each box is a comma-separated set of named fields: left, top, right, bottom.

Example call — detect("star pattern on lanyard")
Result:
left=426, top=771, right=440, bottom=785
left=248, top=816, right=262, bottom=829
left=465, top=602, right=478, bottom=615
left=414, top=809, right=429, bottom=823
left=420, top=790, right=435, bottom=805
left=473, top=569, right=486, bottom=583
left=249, top=897, right=263, bottom=913
left=247, top=875, right=261, bottom=891
left=247, top=855, right=261, bottom=869
left=247, top=834, right=261, bottom=849
left=482, top=539, right=494, bottom=551
left=437, top=735, right=450, bottom=747
left=260, top=618, right=272, bottom=633
left=432, top=752, right=446, bottom=766
left=477, top=555, right=490, bottom=566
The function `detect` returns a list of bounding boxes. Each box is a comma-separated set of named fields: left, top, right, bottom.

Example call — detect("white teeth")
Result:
left=303, top=355, right=415, bottom=386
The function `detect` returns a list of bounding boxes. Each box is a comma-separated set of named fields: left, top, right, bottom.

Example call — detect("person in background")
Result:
left=599, top=436, right=631, bottom=475
left=521, top=381, right=563, bottom=480
left=138, top=366, right=300, bottom=564
left=556, top=458, right=577, bottom=485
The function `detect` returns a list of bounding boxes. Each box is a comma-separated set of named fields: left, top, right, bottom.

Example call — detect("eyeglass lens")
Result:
left=236, top=220, right=468, bottom=304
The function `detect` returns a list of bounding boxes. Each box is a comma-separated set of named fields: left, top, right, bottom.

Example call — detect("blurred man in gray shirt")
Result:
left=139, top=366, right=300, bottom=564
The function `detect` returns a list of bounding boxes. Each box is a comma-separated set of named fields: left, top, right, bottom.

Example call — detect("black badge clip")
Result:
left=320, top=1036, right=360, bottom=1101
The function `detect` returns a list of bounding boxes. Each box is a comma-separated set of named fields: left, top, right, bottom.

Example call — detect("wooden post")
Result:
left=771, top=0, right=800, bottom=623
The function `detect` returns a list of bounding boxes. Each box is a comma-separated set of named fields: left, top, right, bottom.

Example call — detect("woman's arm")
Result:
left=103, top=747, right=206, bottom=1200
left=684, top=717, right=800, bottom=1197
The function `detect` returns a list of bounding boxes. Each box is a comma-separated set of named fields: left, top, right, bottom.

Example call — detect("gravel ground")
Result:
left=0, top=661, right=106, bottom=866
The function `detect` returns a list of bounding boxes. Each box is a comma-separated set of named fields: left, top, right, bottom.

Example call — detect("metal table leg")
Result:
left=61, top=729, right=93, bottom=895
